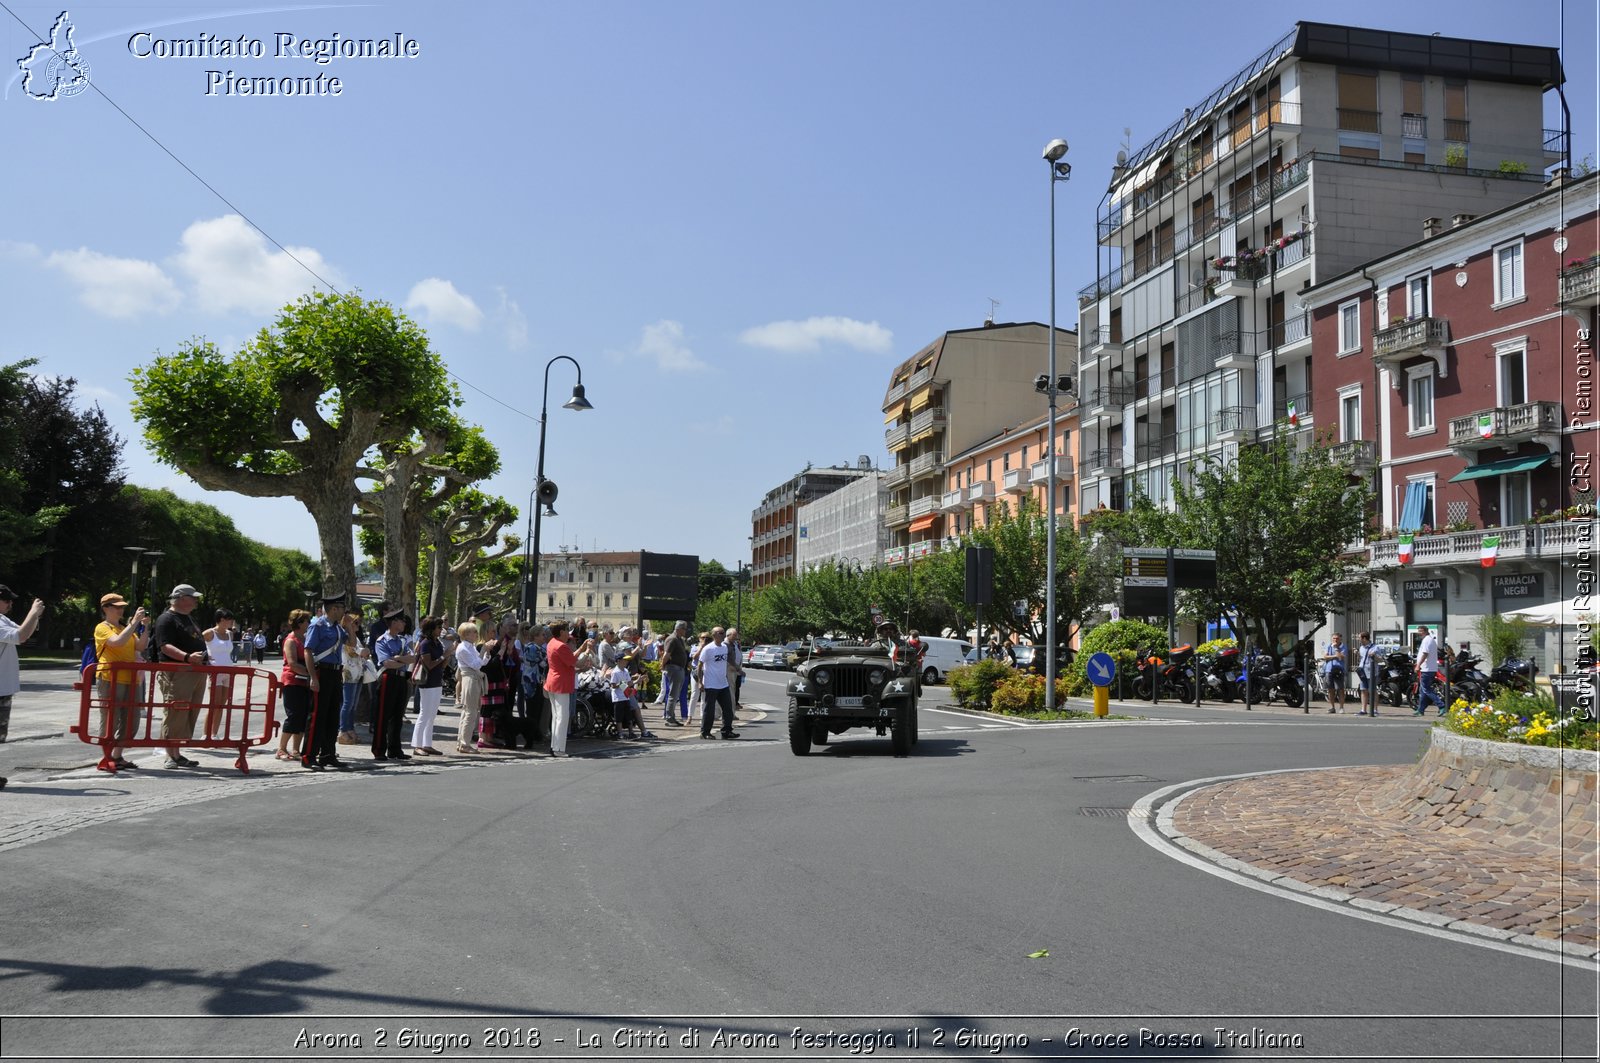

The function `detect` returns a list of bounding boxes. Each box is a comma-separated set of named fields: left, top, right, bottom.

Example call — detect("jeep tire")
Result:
left=890, top=701, right=911, bottom=757
left=788, top=697, right=810, bottom=756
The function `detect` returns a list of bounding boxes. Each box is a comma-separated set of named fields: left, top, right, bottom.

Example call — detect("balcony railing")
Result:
left=909, top=495, right=938, bottom=519
left=1546, top=128, right=1571, bottom=156
left=1271, top=230, right=1313, bottom=271
left=1134, top=437, right=1177, bottom=464
left=884, top=503, right=909, bottom=527
left=909, top=405, right=947, bottom=437
left=967, top=480, right=996, bottom=504
left=1218, top=406, right=1257, bottom=438
left=1374, top=316, right=1449, bottom=359
left=1401, top=113, right=1426, bottom=139
left=1277, top=392, right=1311, bottom=422
left=884, top=379, right=907, bottom=404
left=1443, top=118, right=1469, bottom=142
left=1447, top=401, right=1563, bottom=450
left=1088, top=382, right=1134, bottom=411
left=1214, top=329, right=1258, bottom=369
left=1338, top=108, right=1381, bottom=133
left=1369, top=520, right=1592, bottom=567
left=1266, top=314, right=1310, bottom=349
left=908, top=451, right=945, bottom=479
left=883, top=546, right=906, bottom=565
left=1560, top=261, right=1600, bottom=308
left=909, top=365, right=935, bottom=389
left=1003, top=467, right=1028, bottom=493
left=940, top=489, right=965, bottom=513
left=1029, top=456, right=1074, bottom=485
left=885, top=422, right=911, bottom=450
left=883, top=463, right=910, bottom=489
left=1328, top=439, right=1376, bottom=470
left=1082, top=448, right=1124, bottom=475
left=1228, top=157, right=1311, bottom=220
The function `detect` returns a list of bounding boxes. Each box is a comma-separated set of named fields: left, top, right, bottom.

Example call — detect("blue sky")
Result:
left=3, top=0, right=1594, bottom=579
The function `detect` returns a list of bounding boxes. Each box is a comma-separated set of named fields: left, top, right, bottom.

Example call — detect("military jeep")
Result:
left=786, top=640, right=919, bottom=756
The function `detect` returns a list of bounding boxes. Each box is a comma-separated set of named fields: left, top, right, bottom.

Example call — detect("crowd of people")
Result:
left=0, top=580, right=762, bottom=783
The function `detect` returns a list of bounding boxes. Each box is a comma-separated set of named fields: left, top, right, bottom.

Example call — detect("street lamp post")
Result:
left=734, top=562, right=750, bottom=633
left=520, top=356, right=594, bottom=626
left=125, top=546, right=147, bottom=605
left=1042, top=137, right=1072, bottom=711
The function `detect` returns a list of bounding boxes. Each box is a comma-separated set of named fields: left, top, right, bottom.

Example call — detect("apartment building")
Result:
left=795, top=471, right=890, bottom=573
left=751, top=460, right=877, bottom=590
left=1077, top=22, right=1565, bottom=520
left=535, top=550, right=644, bottom=631
left=880, top=322, right=1077, bottom=564
left=1305, top=171, right=1598, bottom=662
left=938, top=413, right=1080, bottom=542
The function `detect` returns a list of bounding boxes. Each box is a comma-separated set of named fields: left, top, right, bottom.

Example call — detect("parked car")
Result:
left=911, top=637, right=974, bottom=685
left=745, top=645, right=786, bottom=669
left=964, top=645, right=1020, bottom=667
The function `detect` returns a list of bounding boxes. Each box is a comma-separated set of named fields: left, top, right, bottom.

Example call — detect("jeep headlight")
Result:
left=813, top=668, right=831, bottom=687
left=867, top=668, right=886, bottom=687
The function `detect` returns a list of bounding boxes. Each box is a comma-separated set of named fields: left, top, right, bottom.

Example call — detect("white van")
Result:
left=911, top=636, right=974, bottom=684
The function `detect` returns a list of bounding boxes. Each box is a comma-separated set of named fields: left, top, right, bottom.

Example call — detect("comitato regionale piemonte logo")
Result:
left=17, top=10, right=91, bottom=100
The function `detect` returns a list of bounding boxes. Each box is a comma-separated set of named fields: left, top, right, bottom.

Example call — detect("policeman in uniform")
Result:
left=301, top=592, right=348, bottom=771
left=371, top=608, right=415, bottom=761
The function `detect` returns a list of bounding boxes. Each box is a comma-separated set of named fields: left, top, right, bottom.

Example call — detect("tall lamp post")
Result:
left=520, top=356, right=594, bottom=625
left=734, top=562, right=750, bottom=633
left=1041, top=137, right=1073, bottom=711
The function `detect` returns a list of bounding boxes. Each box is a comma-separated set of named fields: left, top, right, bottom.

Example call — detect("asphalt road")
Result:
left=0, top=667, right=1593, bottom=1061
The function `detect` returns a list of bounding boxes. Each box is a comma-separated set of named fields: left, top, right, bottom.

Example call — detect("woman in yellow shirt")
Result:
left=94, top=592, right=149, bottom=771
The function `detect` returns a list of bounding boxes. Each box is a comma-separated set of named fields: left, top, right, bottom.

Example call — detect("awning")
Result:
left=1448, top=453, right=1553, bottom=483
left=908, top=514, right=939, bottom=534
left=908, top=386, right=933, bottom=412
left=883, top=400, right=908, bottom=423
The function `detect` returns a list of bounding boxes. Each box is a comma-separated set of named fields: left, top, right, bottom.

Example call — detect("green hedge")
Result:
left=947, top=659, right=1014, bottom=709
left=1064, top=619, right=1169, bottom=696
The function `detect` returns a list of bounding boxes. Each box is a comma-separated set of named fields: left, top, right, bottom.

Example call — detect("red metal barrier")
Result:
left=71, top=661, right=280, bottom=774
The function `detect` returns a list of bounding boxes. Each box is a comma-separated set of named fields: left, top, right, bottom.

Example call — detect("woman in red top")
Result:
left=275, top=610, right=312, bottom=761
left=543, top=620, right=576, bottom=757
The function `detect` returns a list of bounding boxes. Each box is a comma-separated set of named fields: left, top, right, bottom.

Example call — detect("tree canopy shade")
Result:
left=129, top=292, right=456, bottom=598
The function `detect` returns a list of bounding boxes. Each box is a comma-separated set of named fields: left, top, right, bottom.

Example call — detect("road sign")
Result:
left=1086, top=652, right=1117, bottom=687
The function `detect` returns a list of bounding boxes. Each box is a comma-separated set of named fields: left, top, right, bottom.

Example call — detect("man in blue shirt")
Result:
left=301, top=593, right=348, bottom=770
left=371, top=608, right=415, bottom=761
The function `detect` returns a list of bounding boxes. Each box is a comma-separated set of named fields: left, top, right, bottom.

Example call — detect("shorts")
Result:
left=158, top=669, right=208, bottom=709
left=281, top=685, right=311, bottom=734
left=160, top=708, right=199, bottom=741
left=96, top=679, right=143, bottom=742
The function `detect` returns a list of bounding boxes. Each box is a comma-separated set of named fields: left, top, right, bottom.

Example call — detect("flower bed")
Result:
left=1441, top=690, right=1600, bottom=752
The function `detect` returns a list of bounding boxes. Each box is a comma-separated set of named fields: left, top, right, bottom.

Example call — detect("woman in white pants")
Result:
left=410, top=617, right=447, bottom=755
left=542, top=620, right=576, bottom=757
left=453, top=622, right=485, bottom=753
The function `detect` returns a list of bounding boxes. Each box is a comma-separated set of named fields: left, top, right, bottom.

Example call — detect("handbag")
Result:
left=360, top=658, right=381, bottom=684
left=409, top=657, right=427, bottom=683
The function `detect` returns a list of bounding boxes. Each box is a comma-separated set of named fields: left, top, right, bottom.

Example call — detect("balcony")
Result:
left=1270, top=229, right=1313, bottom=273
left=1029, top=456, right=1074, bottom=485
left=1368, top=520, right=1591, bottom=568
left=1086, top=381, right=1133, bottom=418
left=1328, top=439, right=1376, bottom=472
left=1337, top=108, right=1381, bottom=133
left=909, top=405, right=947, bottom=441
left=1228, top=158, right=1310, bottom=222
left=884, top=503, right=909, bottom=528
left=1447, top=401, right=1563, bottom=455
left=1546, top=127, right=1571, bottom=161
left=1082, top=448, right=1123, bottom=477
left=1373, top=316, right=1449, bottom=383
left=908, top=451, right=945, bottom=480
left=1443, top=118, right=1469, bottom=142
left=940, top=489, right=965, bottom=513
left=1134, top=438, right=1177, bottom=465
left=885, top=421, right=911, bottom=452
left=1213, top=329, right=1258, bottom=372
left=1003, top=467, right=1029, bottom=494
left=1217, top=406, right=1256, bottom=442
left=883, top=545, right=906, bottom=565
left=884, top=379, right=907, bottom=404
left=1401, top=113, right=1426, bottom=139
left=1081, top=327, right=1124, bottom=356
left=1560, top=261, right=1600, bottom=309
left=909, top=365, right=935, bottom=389
left=967, top=480, right=996, bottom=504
left=909, top=495, right=938, bottom=519
left=1275, top=392, right=1311, bottom=426
left=883, top=463, right=910, bottom=489
left=1214, top=256, right=1269, bottom=296
left=1266, top=313, right=1310, bottom=351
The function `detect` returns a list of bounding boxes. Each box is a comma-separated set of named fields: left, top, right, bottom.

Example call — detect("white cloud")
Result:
left=738, top=315, right=893, bottom=354
left=495, top=285, right=529, bottom=349
left=0, top=240, right=40, bottom=261
left=172, top=215, right=339, bottom=316
left=44, top=248, right=181, bottom=318
left=636, top=319, right=705, bottom=372
left=406, top=277, right=484, bottom=332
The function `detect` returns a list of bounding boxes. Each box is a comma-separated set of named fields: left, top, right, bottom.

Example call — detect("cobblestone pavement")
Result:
left=1166, top=765, right=1600, bottom=961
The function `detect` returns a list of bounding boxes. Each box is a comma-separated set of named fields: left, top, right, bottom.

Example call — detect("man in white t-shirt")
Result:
left=694, top=626, right=738, bottom=739
left=0, top=585, right=46, bottom=784
left=1414, top=627, right=1445, bottom=716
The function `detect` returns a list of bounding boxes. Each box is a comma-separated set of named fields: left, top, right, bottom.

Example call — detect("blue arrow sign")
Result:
left=1087, top=651, right=1117, bottom=687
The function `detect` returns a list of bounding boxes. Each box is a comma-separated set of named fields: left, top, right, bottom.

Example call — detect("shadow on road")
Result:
left=814, top=736, right=972, bottom=758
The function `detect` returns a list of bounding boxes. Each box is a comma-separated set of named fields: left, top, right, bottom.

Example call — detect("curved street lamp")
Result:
left=1042, top=137, right=1071, bottom=710
left=520, top=356, right=594, bottom=623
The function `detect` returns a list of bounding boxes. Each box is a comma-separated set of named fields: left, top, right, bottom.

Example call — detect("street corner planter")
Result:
left=1368, top=727, right=1598, bottom=849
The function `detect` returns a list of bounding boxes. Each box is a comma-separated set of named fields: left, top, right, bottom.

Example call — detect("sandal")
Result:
left=114, top=758, right=138, bottom=770
left=275, top=751, right=295, bottom=761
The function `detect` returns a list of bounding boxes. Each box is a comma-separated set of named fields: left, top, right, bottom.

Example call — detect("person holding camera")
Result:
left=93, top=593, right=148, bottom=770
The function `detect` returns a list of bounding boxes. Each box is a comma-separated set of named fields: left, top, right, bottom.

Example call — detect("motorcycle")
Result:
left=1232, top=648, right=1275, bottom=704
left=1264, top=658, right=1306, bottom=708
left=1200, top=647, right=1240, bottom=703
left=1487, top=657, right=1537, bottom=696
left=1376, top=650, right=1414, bottom=708
left=1446, top=651, right=1492, bottom=704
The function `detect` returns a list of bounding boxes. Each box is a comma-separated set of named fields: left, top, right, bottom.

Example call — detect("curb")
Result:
left=1129, top=769, right=1600, bottom=968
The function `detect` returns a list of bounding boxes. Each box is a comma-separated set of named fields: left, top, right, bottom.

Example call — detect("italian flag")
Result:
left=1480, top=534, right=1500, bottom=568
left=1287, top=399, right=1299, bottom=427
left=1477, top=414, right=1494, bottom=440
left=1397, top=532, right=1415, bottom=565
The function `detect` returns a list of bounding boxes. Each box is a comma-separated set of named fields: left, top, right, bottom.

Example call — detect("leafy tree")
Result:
left=419, top=488, right=519, bottom=618
left=698, top=560, right=733, bottom=603
left=129, top=291, right=455, bottom=601
left=355, top=417, right=499, bottom=616
left=1167, top=431, right=1372, bottom=650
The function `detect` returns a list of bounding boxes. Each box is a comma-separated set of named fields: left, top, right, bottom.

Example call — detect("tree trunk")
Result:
left=307, top=484, right=359, bottom=604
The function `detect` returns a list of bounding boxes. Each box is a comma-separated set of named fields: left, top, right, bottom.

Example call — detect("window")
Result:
left=1406, top=273, right=1431, bottom=318
left=566, top=593, right=574, bottom=607
left=1339, top=390, right=1361, bottom=442
left=985, top=459, right=993, bottom=481
left=1338, top=300, right=1361, bottom=353
left=1498, top=345, right=1527, bottom=407
left=1400, top=478, right=1436, bottom=530
left=605, top=571, right=612, bottom=583
left=1337, top=70, right=1379, bottom=132
left=546, top=594, right=554, bottom=607
left=586, top=594, right=594, bottom=608
left=1401, top=74, right=1425, bottom=136
left=622, top=594, right=629, bottom=608
left=1494, top=241, right=1524, bottom=304
left=623, top=570, right=629, bottom=582
left=1407, top=367, right=1435, bottom=433
left=1020, top=444, right=1029, bottom=467
left=1502, top=473, right=1531, bottom=526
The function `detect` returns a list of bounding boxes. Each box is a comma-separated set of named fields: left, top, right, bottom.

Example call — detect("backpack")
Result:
left=145, top=614, right=164, bottom=662
left=80, top=639, right=97, bottom=673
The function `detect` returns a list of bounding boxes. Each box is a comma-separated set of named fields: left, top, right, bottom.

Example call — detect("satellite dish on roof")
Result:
left=1116, top=149, right=1128, bottom=166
